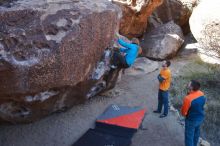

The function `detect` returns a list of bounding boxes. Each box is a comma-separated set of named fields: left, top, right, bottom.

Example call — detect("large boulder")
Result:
left=125, top=57, right=159, bottom=76
left=141, top=21, right=184, bottom=60
left=190, top=0, right=220, bottom=56
left=148, top=0, right=198, bottom=34
left=113, top=0, right=163, bottom=38
left=0, top=0, right=120, bottom=123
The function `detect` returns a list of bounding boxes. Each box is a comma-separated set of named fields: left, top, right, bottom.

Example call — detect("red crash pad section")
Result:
left=96, top=104, right=146, bottom=129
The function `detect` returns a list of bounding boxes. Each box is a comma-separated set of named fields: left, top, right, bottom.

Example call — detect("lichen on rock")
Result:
left=0, top=0, right=121, bottom=123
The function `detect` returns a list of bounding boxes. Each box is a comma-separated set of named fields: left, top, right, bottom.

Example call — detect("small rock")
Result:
left=101, top=88, right=124, bottom=98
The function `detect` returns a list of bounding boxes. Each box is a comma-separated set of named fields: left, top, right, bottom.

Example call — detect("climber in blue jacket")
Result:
left=111, top=37, right=142, bottom=69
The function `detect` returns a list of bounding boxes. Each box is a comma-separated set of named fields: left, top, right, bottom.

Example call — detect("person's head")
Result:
left=131, top=38, right=140, bottom=45
left=162, top=60, right=171, bottom=69
left=188, top=80, right=201, bottom=91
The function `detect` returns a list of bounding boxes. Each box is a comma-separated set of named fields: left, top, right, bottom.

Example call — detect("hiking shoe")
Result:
left=159, top=114, right=167, bottom=118
left=153, top=110, right=161, bottom=114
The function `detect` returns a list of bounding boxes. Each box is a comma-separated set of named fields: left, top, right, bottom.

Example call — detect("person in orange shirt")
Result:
left=181, top=80, right=206, bottom=146
left=154, top=60, right=171, bottom=118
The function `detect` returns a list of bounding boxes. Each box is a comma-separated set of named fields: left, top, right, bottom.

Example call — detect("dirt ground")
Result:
left=0, top=58, right=189, bottom=146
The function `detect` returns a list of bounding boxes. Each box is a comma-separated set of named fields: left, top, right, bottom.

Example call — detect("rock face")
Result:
left=141, top=21, right=184, bottom=60
left=125, top=57, right=158, bottom=76
left=190, top=0, right=220, bottom=55
left=0, top=0, right=120, bottom=123
left=148, top=0, right=198, bottom=34
left=113, top=0, right=163, bottom=38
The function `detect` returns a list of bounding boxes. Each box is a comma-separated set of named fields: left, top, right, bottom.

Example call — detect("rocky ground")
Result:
left=0, top=57, right=190, bottom=146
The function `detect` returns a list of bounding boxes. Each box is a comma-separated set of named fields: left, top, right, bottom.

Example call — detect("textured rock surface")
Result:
left=113, top=0, right=163, bottom=38
left=141, top=21, right=184, bottom=60
left=190, top=0, right=220, bottom=55
left=148, top=0, right=198, bottom=34
left=125, top=57, right=158, bottom=75
left=0, top=0, right=120, bottom=123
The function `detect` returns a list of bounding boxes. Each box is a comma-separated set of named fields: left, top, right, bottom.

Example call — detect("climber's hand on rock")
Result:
left=115, top=32, right=120, bottom=37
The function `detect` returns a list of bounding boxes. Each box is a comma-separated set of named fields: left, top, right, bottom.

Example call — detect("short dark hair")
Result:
left=190, top=80, right=201, bottom=91
left=166, top=60, right=171, bottom=67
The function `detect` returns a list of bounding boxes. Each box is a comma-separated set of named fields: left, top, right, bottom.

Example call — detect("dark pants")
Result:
left=112, top=51, right=129, bottom=68
left=185, top=119, right=203, bottom=146
left=157, top=89, right=169, bottom=115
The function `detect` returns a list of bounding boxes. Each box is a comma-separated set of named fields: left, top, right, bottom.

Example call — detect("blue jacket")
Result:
left=181, top=90, right=206, bottom=121
left=118, top=39, right=139, bottom=66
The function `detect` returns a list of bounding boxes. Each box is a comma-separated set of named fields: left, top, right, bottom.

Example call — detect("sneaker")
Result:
left=159, top=114, right=167, bottom=118
left=153, top=110, right=161, bottom=114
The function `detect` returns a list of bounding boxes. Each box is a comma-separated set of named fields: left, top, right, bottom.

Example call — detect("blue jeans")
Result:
left=185, top=119, right=203, bottom=146
left=157, top=89, right=169, bottom=115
